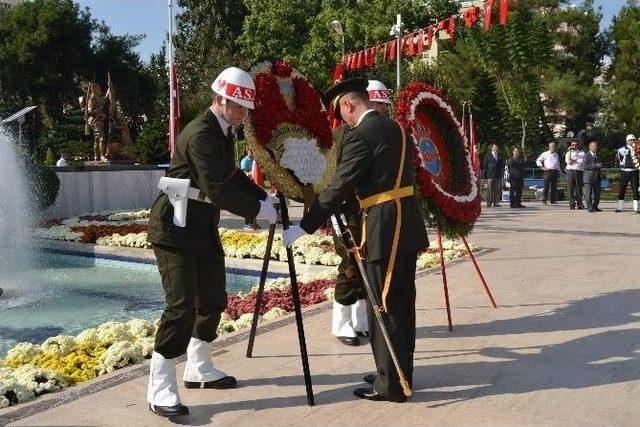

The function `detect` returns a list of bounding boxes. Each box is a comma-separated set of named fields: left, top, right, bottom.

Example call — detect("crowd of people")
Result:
left=482, top=135, right=640, bottom=214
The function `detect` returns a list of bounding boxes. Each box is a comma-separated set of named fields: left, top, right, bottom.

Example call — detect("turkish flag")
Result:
left=500, top=0, right=510, bottom=25
left=463, top=6, right=481, bottom=28
left=447, top=16, right=457, bottom=42
left=485, top=0, right=495, bottom=31
left=389, top=40, right=396, bottom=61
left=408, top=33, right=416, bottom=56
left=426, top=26, right=434, bottom=49
left=416, top=29, right=425, bottom=54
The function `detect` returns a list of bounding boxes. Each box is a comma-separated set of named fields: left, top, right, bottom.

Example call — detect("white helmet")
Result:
left=211, top=67, right=256, bottom=109
left=626, top=134, right=637, bottom=142
left=367, top=80, right=392, bottom=105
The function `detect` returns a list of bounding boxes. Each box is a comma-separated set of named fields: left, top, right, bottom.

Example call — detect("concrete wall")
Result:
left=47, top=165, right=167, bottom=219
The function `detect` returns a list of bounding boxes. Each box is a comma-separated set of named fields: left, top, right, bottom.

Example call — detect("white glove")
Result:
left=283, top=225, right=307, bottom=247
left=257, top=199, right=278, bottom=224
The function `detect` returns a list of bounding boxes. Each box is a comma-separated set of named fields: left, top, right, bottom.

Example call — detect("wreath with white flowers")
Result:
left=244, top=59, right=338, bottom=204
left=396, top=82, right=481, bottom=236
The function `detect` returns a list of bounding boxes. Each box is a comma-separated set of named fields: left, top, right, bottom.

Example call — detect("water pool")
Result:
left=0, top=251, right=278, bottom=358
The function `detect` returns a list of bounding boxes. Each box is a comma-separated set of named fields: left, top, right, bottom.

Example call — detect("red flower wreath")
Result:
left=396, top=82, right=481, bottom=225
left=250, top=61, right=332, bottom=150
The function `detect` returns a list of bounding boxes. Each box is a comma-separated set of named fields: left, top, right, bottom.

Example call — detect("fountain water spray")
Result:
left=0, top=126, right=35, bottom=298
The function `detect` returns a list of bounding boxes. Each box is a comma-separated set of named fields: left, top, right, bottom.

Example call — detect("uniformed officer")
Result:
left=146, top=67, right=278, bottom=418
left=330, top=80, right=393, bottom=346
left=284, top=78, right=428, bottom=402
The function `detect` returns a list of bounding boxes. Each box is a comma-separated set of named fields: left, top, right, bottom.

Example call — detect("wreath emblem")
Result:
left=396, top=82, right=481, bottom=230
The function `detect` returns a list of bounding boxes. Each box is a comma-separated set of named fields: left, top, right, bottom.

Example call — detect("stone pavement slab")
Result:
left=2, top=200, right=639, bottom=426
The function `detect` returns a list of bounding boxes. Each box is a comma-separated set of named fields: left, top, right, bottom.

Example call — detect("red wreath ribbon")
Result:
left=396, top=83, right=481, bottom=225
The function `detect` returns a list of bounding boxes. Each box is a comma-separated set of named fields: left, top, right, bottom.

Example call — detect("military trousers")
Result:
left=153, top=244, right=227, bottom=359
left=365, top=253, right=417, bottom=400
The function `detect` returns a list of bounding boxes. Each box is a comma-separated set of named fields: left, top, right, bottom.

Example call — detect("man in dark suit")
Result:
left=482, top=143, right=505, bottom=207
left=283, top=78, right=428, bottom=402
left=583, top=140, right=603, bottom=213
left=146, top=67, right=277, bottom=418
left=507, top=146, right=526, bottom=208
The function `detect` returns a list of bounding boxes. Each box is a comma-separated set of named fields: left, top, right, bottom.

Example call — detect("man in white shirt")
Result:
left=55, top=155, right=68, bottom=167
left=564, top=139, right=585, bottom=210
left=536, top=142, right=561, bottom=205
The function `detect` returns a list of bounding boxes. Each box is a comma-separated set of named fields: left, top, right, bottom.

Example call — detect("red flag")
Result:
left=383, top=42, right=389, bottom=62
left=367, top=48, right=375, bottom=66
left=500, top=0, right=510, bottom=25
left=485, top=0, right=495, bottom=31
left=357, top=51, right=365, bottom=69
left=426, top=26, right=434, bottom=49
left=389, top=40, right=396, bottom=61
left=447, top=16, right=457, bottom=42
left=408, top=33, right=416, bottom=56
left=437, top=20, right=447, bottom=31
left=168, top=61, right=180, bottom=157
left=463, top=6, right=481, bottom=28
left=416, top=29, right=425, bottom=55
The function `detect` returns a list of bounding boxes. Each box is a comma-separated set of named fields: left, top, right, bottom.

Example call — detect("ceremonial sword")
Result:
left=330, top=214, right=412, bottom=397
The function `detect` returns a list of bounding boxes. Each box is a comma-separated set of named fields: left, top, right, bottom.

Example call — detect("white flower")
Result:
left=126, top=319, right=155, bottom=339
left=279, top=137, right=326, bottom=185
left=12, top=365, right=68, bottom=396
left=40, top=335, right=77, bottom=357
left=262, top=307, right=288, bottom=320
left=136, top=337, right=155, bottom=359
left=5, top=343, right=43, bottom=365
left=98, top=341, right=143, bottom=374
left=96, top=322, right=133, bottom=347
left=75, top=328, right=99, bottom=350
left=233, top=313, right=258, bottom=331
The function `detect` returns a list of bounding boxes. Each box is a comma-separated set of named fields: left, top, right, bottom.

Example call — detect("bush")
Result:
left=134, top=119, right=169, bottom=165
left=25, top=159, right=60, bottom=211
left=44, top=148, right=56, bottom=166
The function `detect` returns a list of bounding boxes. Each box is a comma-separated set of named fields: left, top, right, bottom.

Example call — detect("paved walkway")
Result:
left=2, top=201, right=639, bottom=426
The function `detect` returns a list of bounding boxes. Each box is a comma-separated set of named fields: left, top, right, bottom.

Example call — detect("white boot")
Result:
left=616, top=200, right=624, bottom=212
left=147, top=351, right=181, bottom=407
left=634, top=200, right=639, bottom=213
left=351, top=299, right=369, bottom=334
left=332, top=301, right=357, bottom=338
left=183, top=337, right=227, bottom=383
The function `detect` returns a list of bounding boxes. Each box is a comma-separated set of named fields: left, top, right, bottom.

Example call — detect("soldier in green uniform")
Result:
left=284, top=78, right=428, bottom=402
left=330, top=80, right=394, bottom=346
left=146, top=67, right=278, bottom=418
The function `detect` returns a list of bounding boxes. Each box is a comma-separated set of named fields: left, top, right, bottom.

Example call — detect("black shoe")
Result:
left=615, top=209, right=623, bottom=213
left=184, top=376, right=237, bottom=389
left=337, top=336, right=360, bottom=346
left=363, top=374, right=376, bottom=385
left=353, top=387, right=407, bottom=403
left=594, top=208, right=602, bottom=212
left=149, top=403, right=189, bottom=418
left=517, top=204, right=526, bottom=208
left=356, top=331, right=370, bottom=338
left=588, top=209, right=595, bottom=213
left=551, top=201, right=558, bottom=205
left=570, top=205, right=575, bottom=210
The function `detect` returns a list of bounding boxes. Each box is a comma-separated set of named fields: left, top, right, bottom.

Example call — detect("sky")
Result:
left=76, top=0, right=628, bottom=63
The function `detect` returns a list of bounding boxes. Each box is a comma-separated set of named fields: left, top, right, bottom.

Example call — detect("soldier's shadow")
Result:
left=176, top=289, right=640, bottom=424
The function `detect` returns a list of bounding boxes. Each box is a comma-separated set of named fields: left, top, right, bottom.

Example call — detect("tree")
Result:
left=175, top=0, right=250, bottom=91
left=607, top=1, right=640, bottom=132
left=0, top=0, right=94, bottom=123
left=541, top=0, right=606, bottom=133
left=90, top=24, right=156, bottom=139
left=134, top=119, right=169, bottom=165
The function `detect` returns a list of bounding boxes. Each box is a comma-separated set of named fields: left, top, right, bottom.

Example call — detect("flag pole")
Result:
left=167, top=0, right=176, bottom=157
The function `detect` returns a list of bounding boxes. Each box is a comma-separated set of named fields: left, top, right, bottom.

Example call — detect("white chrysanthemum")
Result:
left=96, top=322, right=133, bottom=347
left=76, top=328, right=100, bottom=350
left=98, top=341, right=143, bottom=374
left=5, top=343, right=43, bottom=365
left=12, top=365, right=68, bottom=395
left=279, top=137, right=326, bottom=185
left=136, top=337, right=155, bottom=359
left=126, top=319, right=155, bottom=339
left=263, top=307, right=288, bottom=321
left=40, top=335, right=77, bottom=357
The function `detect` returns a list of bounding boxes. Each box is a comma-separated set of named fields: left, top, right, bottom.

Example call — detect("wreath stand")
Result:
left=245, top=191, right=315, bottom=406
left=435, top=227, right=498, bottom=332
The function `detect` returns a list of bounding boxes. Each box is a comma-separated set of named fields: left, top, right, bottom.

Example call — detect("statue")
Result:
left=80, top=73, right=135, bottom=163
left=80, top=82, right=108, bottom=162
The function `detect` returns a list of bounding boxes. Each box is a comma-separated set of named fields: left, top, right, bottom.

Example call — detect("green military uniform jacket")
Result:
left=301, top=111, right=428, bottom=261
left=147, top=108, right=266, bottom=254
